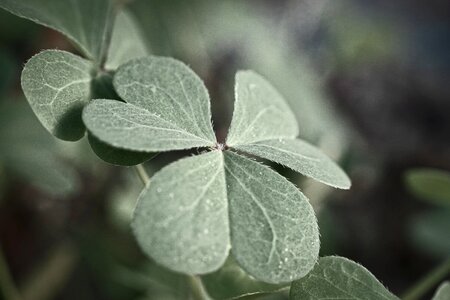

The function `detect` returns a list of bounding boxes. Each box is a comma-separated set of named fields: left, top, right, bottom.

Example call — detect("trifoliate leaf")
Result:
left=201, top=256, right=284, bottom=300
left=84, top=57, right=216, bottom=152
left=21, top=50, right=92, bottom=141
left=132, top=151, right=229, bottom=274
left=226, top=71, right=299, bottom=146
left=0, top=0, right=114, bottom=61
left=405, top=169, right=450, bottom=207
left=234, top=139, right=351, bottom=189
left=87, top=134, right=155, bottom=166
left=105, top=10, right=149, bottom=70
left=223, top=151, right=319, bottom=284
left=290, top=256, right=398, bottom=300
left=432, top=282, right=450, bottom=300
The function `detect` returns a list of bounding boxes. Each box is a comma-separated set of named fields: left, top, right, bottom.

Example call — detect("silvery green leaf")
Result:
left=290, top=256, right=398, bottom=300
left=21, top=50, right=92, bottom=141
left=234, top=139, right=351, bottom=189
left=223, top=151, right=319, bottom=284
left=83, top=99, right=214, bottom=152
left=226, top=71, right=299, bottom=146
left=87, top=134, right=155, bottom=166
left=201, top=256, right=284, bottom=300
left=105, top=10, right=149, bottom=70
left=0, top=0, right=114, bottom=61
left=432, top=282, right=450, bottom=300
left=132, top=151, right=229, bottom=274
left=114, top=57, right=216, bottom=142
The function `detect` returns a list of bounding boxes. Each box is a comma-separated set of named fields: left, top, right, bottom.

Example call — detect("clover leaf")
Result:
left=83, top=56, right=350, bottom=283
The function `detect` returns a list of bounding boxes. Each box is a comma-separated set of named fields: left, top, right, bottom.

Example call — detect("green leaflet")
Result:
left=132, top=151, right=230, bottom=274
left=226, top=71, right=299, bottom=146
left=405, top=169, right=450, bottom=207
left=83, top=99, right=214, bottom=152
left=21, top=50, right=92, bottom=141
left=234, top=139, right=351, bottom=189
left=290, top=256, right=398, bottom=300
left=432, top=282, right=450, bottom=300
left=224, top=151, right=319, bottom=284
left=0, top=0, right=114, bottom=62
left=201, top=256, right=284, bottom=300
left=84, top=57, right=216, bottom=152
left=105, top=10, right=149, bottom=70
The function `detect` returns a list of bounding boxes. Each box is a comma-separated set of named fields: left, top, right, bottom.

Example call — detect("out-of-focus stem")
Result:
left=0, top=245, right=22, bottom=300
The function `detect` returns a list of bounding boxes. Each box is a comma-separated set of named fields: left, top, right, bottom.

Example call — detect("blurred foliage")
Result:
left=405, top=169, right=450, bottom=207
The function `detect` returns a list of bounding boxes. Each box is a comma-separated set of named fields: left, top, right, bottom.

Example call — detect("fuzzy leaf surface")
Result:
left=432, top=282, right=450, bottom=300
left=290, top=256, right=398, bottom=300
left=223, top=151, right=319, bottom=284
left=21, top=50, right=92, bottom=141
left=105, top=10, right=149, bottom=70
left=0, top=0, right=114, bottom=61
left=84, top=57, right=216, bottom=151
left=234, top=139, right=351, bottom=189
left=83, top=99, right=213, bottom=152
left=226, top=71, right=298, bottom=146
left=132, top=151, right=229, bottom=274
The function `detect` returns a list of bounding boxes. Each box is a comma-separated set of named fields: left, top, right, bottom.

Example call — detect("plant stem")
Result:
left=134, top=164, right=150, bottom=186
left=402, top=257, right=450, bottom=300
left=133, top=165, right=209, bottom=300
left=0, top=245, right=22, bottom=300
left=189, top=275, right=210, bottom=300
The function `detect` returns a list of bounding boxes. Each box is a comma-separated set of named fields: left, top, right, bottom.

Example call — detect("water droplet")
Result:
left=156, top=188, right=162, bottom=193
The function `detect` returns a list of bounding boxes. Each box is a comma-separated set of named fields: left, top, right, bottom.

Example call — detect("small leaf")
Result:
left=21, top=50, right=92, bottom=141
left=132, top=151, right=229, bottom=274
left=84, top=57, right=217, bottom=152
left=201, top=256, right=284, bottom=300
left=223, top=151, right=319, bottom=284
left=83, top=99, right=213, bottom=152
left=432, top=282, right=450, bottom=300
left=290, top=256, right=398, bottom=300
left=405, top=169, right=450, bottom=206
left=105, top=10, right=149, bottom=70
left=234, top=139, right=351, bottom=189
left=0, top=0, right=114, bottom=61
left=226, top=71, right=299, bottom=146
left=87, top=134, right=155, bottom=166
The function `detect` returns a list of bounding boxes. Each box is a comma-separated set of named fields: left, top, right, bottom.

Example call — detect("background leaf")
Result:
left=223, top=151, right=319, bottom=284
left=290, top=256, right=398, bottom=300
left=226, top=71, right=299, bottom=146
left=21, top=50, right=92, bottom=141
left=0, top=0, right=114, bottom=62
left=234, top=139, right=350, bottom=189
left=132, top=151, right=229, bottom=274
left=87, top=134, right=155, bottom=166
left=201, top=256, right=284, bottom=300
left=432, top=282, right=450, bottom=300
left=0, top=101, right=79, bottom=197
left=405, top=169, right=450, bottom=206
left=105, top=10, right=150, bottom=70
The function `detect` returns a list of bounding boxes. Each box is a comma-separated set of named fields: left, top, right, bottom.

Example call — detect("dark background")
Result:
left=0, top=0, right=449, bottom=299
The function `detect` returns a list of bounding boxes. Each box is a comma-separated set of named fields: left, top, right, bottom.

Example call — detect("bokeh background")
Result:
left=1, top=0, right=450, bottom=299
